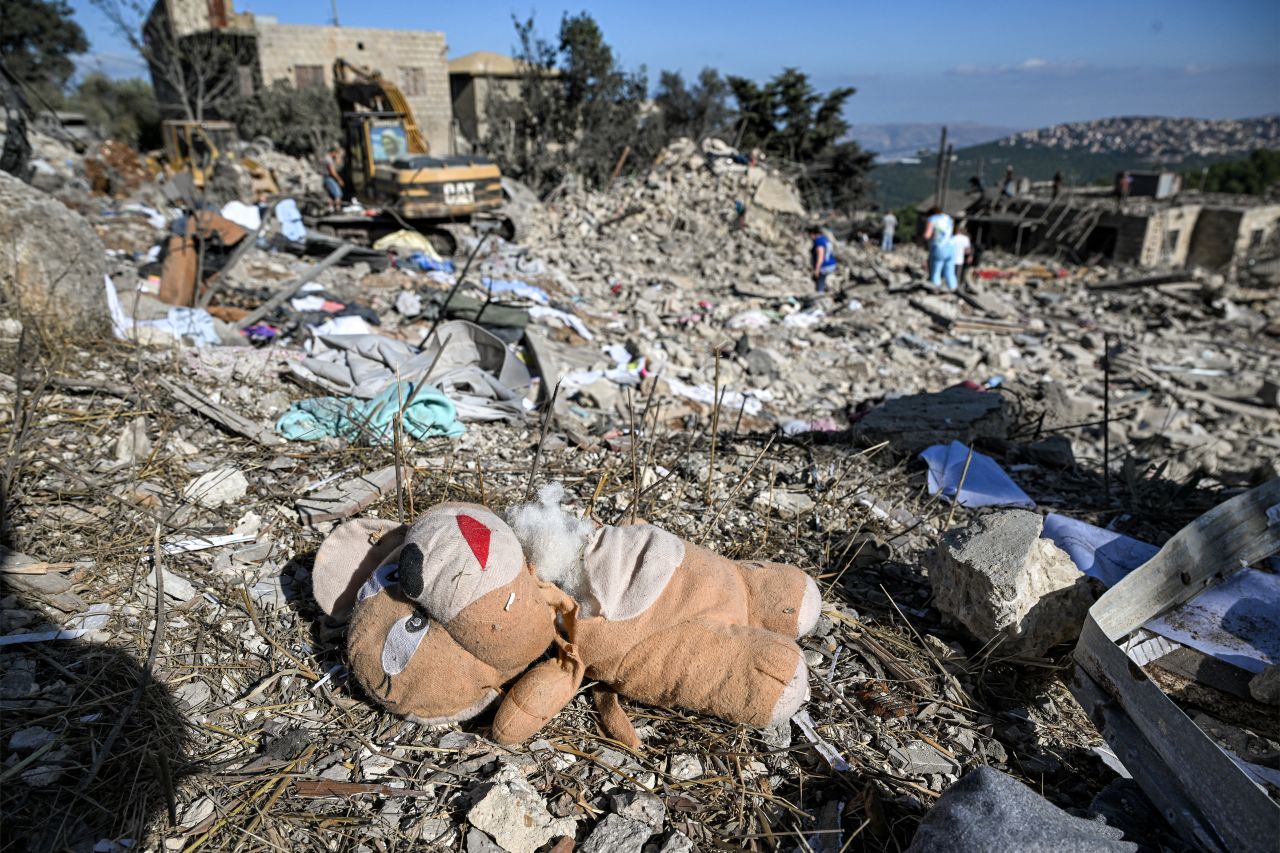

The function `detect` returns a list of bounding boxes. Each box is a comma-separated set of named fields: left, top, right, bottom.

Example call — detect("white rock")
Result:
left=609, top=790, right=666, bottom=830
left=579, top=814, right=652, bottom=853
left=752, top=490, right=815, bottom=519
left=182, top=467, right=249, bottom=508
left=667, top=753, right=703, bottom=781
left=114, top=417, right=151, bottom=465
left=467, top=764, right=575, bottom=853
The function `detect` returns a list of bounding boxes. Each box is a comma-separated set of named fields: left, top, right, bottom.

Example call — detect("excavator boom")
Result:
left=332, top=59, right=428, bottom=154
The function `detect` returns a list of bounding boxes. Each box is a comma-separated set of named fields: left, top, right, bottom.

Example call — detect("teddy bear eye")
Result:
left=382, top=611, right=430, bottom=675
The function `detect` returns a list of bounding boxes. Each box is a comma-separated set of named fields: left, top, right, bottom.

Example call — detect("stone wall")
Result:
left=1187, top=204, right=1280, bottom=269
left=450, top=74, right=521, bottom=150
left=254, top=22, right=454, bottom=154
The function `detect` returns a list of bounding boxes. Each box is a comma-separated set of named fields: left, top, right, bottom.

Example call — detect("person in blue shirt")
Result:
left=808, top=225, right=837, bottom=293
left=922, top=206, right=956, bottom=291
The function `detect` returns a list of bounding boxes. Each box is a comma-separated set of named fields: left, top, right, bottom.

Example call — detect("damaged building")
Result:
left=144, top=0, right=454, bottom=153
left=959, top=174, right=1280, bottom=271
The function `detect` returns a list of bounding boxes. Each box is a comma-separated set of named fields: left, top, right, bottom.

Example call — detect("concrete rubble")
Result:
left=1, top=129, right=1277, bottom=853
left=932, top=510, right=1095, bottom=656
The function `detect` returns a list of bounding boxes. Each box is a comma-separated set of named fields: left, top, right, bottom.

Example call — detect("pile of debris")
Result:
left=0, top=132, right=1277, bottom=853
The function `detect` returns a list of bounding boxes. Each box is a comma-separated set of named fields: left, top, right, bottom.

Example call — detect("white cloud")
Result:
left=948, top=58, right=1090, bottom=77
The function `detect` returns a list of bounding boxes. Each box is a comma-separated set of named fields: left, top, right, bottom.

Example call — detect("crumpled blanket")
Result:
left=289, top=320, right=530, bottom=422
left=276, top=380, right=464, bottom=444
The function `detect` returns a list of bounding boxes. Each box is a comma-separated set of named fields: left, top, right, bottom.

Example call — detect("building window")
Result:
left=1249, top=228, right=1265, bottom=249
left=400, top=66, right=425, bottom=96
left=295, top=65, right=325, bottom=89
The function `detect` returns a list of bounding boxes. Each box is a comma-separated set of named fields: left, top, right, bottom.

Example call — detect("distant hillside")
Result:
left=870, top=114, right=1280, bottom=209
left=848, top=122, right=1020, bottom=160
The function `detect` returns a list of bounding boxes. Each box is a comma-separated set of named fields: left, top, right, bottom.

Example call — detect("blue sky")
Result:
left=70, top=0, right=1280, bottom=129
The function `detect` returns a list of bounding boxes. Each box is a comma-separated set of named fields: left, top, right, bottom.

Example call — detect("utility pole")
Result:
left=940, top=144, right=954, bottom=211
left=331, top=0, right=340, bottom=26
left=933, top=125, right=948, bottom=207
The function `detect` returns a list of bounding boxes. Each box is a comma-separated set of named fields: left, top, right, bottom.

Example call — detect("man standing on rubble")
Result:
left=922, top=206, right=957, bottom=291
left=322, top=145, right=345, bottom=213
left=808, top=225, right=837, bottom=294
left=881, top=209, right=897, bottom=252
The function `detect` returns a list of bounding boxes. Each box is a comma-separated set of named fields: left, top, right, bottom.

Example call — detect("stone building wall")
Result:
left=254, top=22, right=453, bottom=154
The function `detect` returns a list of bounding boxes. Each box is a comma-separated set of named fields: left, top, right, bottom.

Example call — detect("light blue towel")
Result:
left=276, top=380, right=464, bottom=444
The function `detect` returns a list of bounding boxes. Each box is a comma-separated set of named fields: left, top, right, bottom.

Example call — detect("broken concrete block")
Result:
left=751, top=174, right=805, bottom=216
left=467, top=764, right=575, bottom=853
left=852, top=386, right=1008, bottom=454
left=1026, top=435, right=1075, bottom=469
left=888, top=741, right=961, bottom=777
left=579, top=813, right=653, bottom=853
left=932, top=510, right=1093, bottom=656
left=0, top=171, right=109, bottom=339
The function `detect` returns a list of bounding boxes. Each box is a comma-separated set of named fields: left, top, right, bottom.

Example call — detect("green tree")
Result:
left=654, top=67, right=732, bottom=142
left=727, top=68, right=871, bottom=213
left=485, top=12, right=656, bottom=192
left=1185, top=149, right=1280, bottom=196
left=222, top=80, right=338, bottom=159
left=71, top=73, right=160, bottom=148
left=0, top=0, right=87, bottom=96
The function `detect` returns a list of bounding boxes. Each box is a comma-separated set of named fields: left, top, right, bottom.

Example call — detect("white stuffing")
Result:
left=507, top=483, right=597, bottom=611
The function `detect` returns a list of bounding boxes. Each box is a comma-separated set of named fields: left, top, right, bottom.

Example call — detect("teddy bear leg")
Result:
left=612, top=623, right=810, bottom=729
left=736, top=561, right=823, bottom=638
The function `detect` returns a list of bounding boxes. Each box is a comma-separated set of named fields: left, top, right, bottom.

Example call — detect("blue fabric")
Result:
left=323, top=176, right=342, bottom=200
left=815, top=271, right=829, bottom=293
left=812, top=234, right=837, bottom=271
left=881, top=231, right=894, bottom=251
left=276, top=380, right=464, bottom=444
left=407, top=251, right=456, bottom=273
left=276, top=198, right=306, bottom=242
left=929, top=249, right=958, bottom=290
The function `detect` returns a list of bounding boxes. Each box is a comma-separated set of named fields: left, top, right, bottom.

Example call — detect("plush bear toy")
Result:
left=312, top=495, right=822, bottom=746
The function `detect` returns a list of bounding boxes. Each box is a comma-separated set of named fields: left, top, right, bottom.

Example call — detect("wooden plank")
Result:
left=1070, top=480, right=1280, bottom=852
left=295, top=465, right=405, bottom=526
left=158, top=377, right=285, bottom=448
left=234, top=243, right=354, bottom=330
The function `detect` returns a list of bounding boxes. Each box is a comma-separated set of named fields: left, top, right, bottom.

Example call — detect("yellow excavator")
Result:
left=159, top=119, right=278, bottom=195
left=316, top=59, right=519, bottom=253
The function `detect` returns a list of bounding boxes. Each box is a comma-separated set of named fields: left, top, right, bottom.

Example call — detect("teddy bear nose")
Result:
left=398, top=543, right=425, bottom=599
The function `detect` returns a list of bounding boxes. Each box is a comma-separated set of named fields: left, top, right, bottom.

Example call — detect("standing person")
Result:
left=922, top=206, right=956, bottom=291
left=322, top=145, right=345, bottom=213
left=1052, top=170, right=1064, bottom=199
left=881, top=209, right=898, bottom=251
left=808, top=224, right=837, bottom=294
left=950, top=223, right=973, bottom=290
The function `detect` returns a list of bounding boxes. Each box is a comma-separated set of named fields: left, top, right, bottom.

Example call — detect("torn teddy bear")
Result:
left=312, top=494, right=822, bottom=745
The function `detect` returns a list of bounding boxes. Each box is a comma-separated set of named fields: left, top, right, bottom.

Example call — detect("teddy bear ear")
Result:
left=313, top=518, right=407, bottom=620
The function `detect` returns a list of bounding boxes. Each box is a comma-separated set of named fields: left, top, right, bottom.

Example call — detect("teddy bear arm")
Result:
left=610, top=622, right=809, bottom=728
left=490, top=644, right=587, bottom=745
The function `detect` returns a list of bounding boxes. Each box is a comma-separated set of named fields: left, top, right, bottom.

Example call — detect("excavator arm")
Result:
left=332, top=59, right=428, bottom=155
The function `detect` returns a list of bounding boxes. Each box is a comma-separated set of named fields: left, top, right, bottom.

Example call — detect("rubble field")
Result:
left=1, top=134, right=1277, bottom=853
